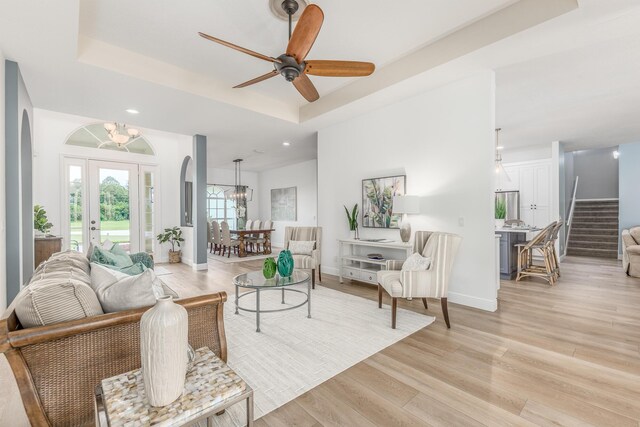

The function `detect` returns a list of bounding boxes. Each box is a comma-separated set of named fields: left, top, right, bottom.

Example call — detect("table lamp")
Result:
left=393, top=195, right=420, bottom=242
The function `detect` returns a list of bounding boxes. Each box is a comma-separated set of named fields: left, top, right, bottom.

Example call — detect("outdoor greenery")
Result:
left=156, top=226, right=184, bottom=252
left=69, top=176, right=130, bottom=222
left=34, top=205, right=53, bottom=233
left=495, top=198, right=506, bottom=220
left=344, top=203, right=359, bottom=231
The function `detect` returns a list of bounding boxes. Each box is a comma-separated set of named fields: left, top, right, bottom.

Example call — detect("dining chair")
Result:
left=256, top=220, right=273, bottom=254
left=207, top=221, right=214, bottom=253
left=247, top=220, right=261, bottom=253
left=220, top=221, right=240, bottom=258
left=211, top=220, right=222, bottom=255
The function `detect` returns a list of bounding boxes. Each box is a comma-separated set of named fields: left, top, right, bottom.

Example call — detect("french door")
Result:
left=88, top=161, right=140, bottom=252
left=63, top=158, right=157, bottom=255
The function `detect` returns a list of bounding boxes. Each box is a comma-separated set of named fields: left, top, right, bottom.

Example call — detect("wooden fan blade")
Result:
left=286, top=4, right=324, bottom=63
left=305, top=60, right=375, bottom=77
left=234, top=70, right=279, bottom=88
left=198, top=32, right=279, bottom=63
left=292, top=73, right=319, bottom=102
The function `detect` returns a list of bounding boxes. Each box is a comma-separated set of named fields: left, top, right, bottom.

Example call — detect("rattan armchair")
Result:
left=0, top=292, right=228, bottom=426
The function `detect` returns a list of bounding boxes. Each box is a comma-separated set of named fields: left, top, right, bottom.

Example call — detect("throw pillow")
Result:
left=288, top=240, right=316, bottom=255
left=104, top=262, right=147, bottom=276
left=90, top=263, right=166, bottom=313
left=15, top=275, right=103, bottom=328
left=401, top=252, right=431, bottom=271
left=90, top=245, right=134, bottom=269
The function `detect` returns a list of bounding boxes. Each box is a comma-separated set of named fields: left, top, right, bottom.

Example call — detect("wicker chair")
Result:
left=515, top=222, right=557, bottom=285
left=0, top=292, right=228, bottom=426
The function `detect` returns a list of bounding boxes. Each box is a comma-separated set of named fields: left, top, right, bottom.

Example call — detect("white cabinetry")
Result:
left=501, top=160, right=552, bottom=228
left=338, top=239, right=412, bottom=285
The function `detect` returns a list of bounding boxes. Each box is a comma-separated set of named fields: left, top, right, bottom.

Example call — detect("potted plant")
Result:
left=34, top=205, right=53, bottom=236
left=495, top=198, right=506, bottom=229
left=344, top=203, right=359, bottom=240
left=156, top=227, right=185, bottom=263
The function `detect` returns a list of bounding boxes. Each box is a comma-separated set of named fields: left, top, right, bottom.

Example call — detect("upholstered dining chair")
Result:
left=220, top=221, right=240, bottom=257
left=207, top=221, right=214, bottom=253
left=211, top=220, right=222, bottom=255
left=256, top=219, right=273, bottom=253
left=284, top=226, right=322, bottom=289
left=376, top=231, right=462, bottom=329
left=246, top=220, right=261, bottom=253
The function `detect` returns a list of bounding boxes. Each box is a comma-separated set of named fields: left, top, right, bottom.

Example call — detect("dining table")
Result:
left=230, top=228, right=275, bottom=257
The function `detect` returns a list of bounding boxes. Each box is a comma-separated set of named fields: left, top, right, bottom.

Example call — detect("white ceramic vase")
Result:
left=495, top=219, right=505, bottom=229
left=140, top=295, right=188, bottom=407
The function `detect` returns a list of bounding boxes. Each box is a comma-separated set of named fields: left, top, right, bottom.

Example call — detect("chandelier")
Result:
left=103, top=122, right=141, bottom=147
left=225, top=159, right=253, bottom=201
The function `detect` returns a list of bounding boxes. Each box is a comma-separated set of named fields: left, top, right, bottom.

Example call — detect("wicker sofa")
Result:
left=0, top=252, right=228, bottom=426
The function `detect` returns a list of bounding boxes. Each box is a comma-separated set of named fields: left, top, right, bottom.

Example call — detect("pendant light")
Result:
left=495, top=128, right=511, bottom=182
left=225, top=159, right=253, bottom=201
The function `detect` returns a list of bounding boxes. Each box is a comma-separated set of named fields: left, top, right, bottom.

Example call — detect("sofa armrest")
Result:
left=386, top=260, right=404, bottom=270
left=626, top=245, right=640, bottom=255
left=0, top=292, right=227, bottom=426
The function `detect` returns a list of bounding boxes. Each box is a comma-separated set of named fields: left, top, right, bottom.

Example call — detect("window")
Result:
left=66, top=123, right=155, bottom=155
left=206, top=185, right=240, bottom=229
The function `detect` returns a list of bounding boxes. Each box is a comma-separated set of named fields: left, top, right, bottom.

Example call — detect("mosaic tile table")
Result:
left=94, top=347, right=254, bottom=427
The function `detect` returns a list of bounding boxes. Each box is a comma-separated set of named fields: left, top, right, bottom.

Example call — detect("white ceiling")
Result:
left=79, top=0, right=513, bottom=106
left=4, top=0, right=640, bottom=170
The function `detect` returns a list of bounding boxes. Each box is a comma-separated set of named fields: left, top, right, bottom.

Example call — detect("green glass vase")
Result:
left=277, top=250, right=294, bottom=278
left=263, top=257, right=277, bottom=279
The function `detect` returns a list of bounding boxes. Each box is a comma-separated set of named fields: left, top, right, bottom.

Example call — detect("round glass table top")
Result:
left=233, top=270, right=310, bottom=289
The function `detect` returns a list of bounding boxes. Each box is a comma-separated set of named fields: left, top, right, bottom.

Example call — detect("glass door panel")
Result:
left=88, top=161, right=139, bottom=252
left=140, top=167, right=158, bottom=255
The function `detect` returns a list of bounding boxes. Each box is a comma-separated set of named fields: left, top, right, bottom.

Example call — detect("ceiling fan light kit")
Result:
left=199, top=0, right=375, bottom=102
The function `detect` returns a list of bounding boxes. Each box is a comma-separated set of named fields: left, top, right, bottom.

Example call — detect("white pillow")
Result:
left=90, top=263, right=165, bottom=313
left=401, top=253, right=431, bottom=271
left=288, top=240, right=316, bottom=255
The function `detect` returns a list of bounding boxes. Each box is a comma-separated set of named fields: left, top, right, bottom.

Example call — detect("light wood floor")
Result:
left=2, top=255, right=638, bottom=426
left=161, top=255, right=640, bottom=427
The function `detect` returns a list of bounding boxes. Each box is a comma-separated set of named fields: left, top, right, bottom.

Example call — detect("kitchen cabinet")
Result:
left=501, top=160, right=552, bottom=228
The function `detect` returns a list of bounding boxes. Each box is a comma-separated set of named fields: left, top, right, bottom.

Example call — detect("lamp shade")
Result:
left=393, top=195, right=420, bottom=214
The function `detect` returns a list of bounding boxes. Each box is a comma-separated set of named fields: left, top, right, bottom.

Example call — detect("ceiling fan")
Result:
left=198, top=0, right=375, bottom=102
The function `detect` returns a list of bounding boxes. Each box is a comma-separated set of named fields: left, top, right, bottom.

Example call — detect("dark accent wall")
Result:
left=5, top=60, right=34, bottom=304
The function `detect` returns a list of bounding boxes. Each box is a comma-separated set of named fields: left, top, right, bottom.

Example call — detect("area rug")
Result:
left=204, top=283, right=435, bottom=426
left=207, top=249, right=282, bottom=264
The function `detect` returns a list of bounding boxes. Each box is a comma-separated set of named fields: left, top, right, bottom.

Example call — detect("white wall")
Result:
left=207, top=167, right=260, bottom=219
left=318, top=71, right=497, bottom=311
left=501, top=144, right=552, bottom=163
left=619, top=142, right=640, bottom=254
left=0, top=52, right=6, bottom=310
left=32, top=109, right=192, bottom=263
left=257, top=159, right=318, bottom=247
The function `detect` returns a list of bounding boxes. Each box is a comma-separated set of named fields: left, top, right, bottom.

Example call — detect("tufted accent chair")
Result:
left=284, top=226, right=322, bottom=289
left=377, top=231, right=462, bottom=329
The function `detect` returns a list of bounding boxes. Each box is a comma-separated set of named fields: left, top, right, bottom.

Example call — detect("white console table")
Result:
left=338, top=239, right=413, bottom=285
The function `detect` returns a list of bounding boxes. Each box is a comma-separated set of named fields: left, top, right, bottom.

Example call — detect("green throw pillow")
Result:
left=90, top=245, right=133, bottom=269
left=103, top=261, right=147, bottom=276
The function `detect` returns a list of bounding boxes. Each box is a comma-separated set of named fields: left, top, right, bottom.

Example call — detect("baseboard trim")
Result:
left=448, top=292, right=497, bottom=312
left=193, top=262, right=208, bottom=271
left=323, top=266, right=498, bottom=312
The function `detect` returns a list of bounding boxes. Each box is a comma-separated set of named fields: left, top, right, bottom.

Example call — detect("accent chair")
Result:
left=376, top=231, right=462, bottom=329
left=284, top=226, right=322, bottom=289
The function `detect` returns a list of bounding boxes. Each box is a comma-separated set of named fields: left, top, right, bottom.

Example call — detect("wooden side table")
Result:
left=34, top=236, right=63, bottom=268
left=94, top=347, right=253, bottom=426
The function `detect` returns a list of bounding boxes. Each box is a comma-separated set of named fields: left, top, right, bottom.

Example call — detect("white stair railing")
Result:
left=564, top=176, right=579, bottom=257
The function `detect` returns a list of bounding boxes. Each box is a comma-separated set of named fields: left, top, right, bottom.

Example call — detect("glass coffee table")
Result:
left=233, top=270, right=311, bottom=332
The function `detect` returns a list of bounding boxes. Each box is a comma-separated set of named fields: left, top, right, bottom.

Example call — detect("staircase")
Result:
left=567, top=200, right=619, bottom=258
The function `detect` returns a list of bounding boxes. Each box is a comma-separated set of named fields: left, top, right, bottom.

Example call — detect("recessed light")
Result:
left=496, top=146, right=504, bottom=150
left=125, top=109, right=139, bottom=114
left=282, top=141, right=291, bottom=146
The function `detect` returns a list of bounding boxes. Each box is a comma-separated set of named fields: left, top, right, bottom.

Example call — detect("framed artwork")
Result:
left=271, top=186, right=297, bottom=221
left=361, top=175, right=406, bottom=228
